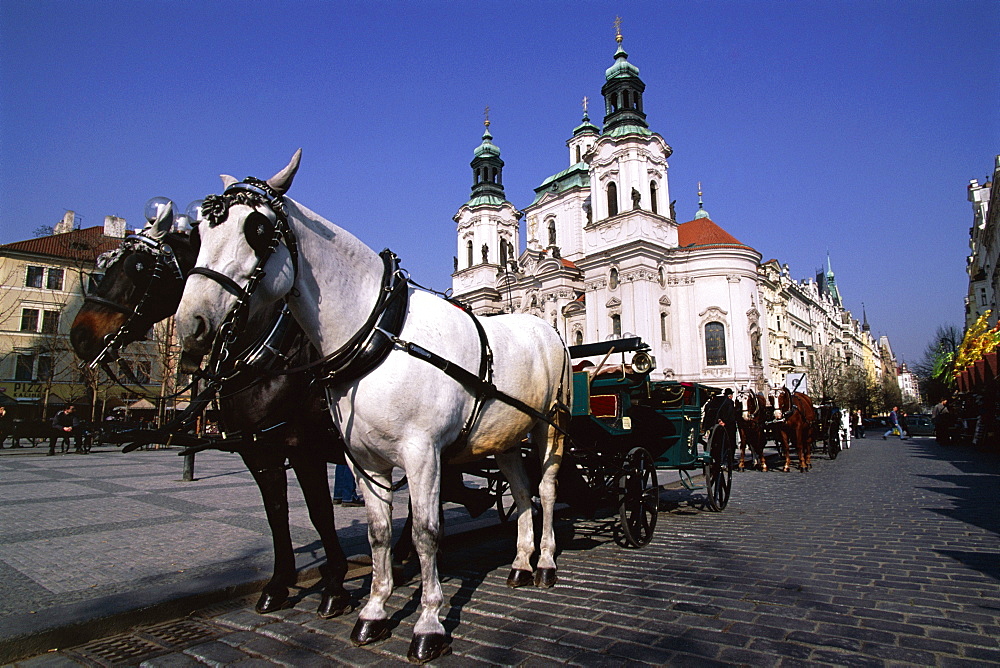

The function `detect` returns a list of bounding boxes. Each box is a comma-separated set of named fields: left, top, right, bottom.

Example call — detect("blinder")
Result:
left=123, top=252, right=153, bottom=280
left=244, top=211, right=276, bottom=257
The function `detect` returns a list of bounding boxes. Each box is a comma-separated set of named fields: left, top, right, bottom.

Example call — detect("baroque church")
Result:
left=451, top=32, right=768, bottom=391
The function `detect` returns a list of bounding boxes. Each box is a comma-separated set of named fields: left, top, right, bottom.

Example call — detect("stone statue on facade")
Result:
left=631, top=188, right=641, bottom=210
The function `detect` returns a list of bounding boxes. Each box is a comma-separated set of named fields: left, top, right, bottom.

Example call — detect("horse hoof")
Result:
left=534, top=568, right=557, bottom=588
left=254, top=588, right=288, bottom=614
left=407, top=633, right=451, bottom=664
left=317, top=588, right=351, bottom=619
left=351, top=618, right=390, bottom=646
left=507, top=568, right=534, bottom=588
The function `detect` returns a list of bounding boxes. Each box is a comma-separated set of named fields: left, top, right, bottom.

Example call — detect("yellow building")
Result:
left=0, top=213, right=163, bottom=420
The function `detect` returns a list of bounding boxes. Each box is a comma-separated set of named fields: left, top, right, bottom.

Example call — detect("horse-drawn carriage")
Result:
left=68, top=151, right=737, bottom=662
left=559, top=337, right=732, bottom=548
left=813, top=403, right=845, bottom=460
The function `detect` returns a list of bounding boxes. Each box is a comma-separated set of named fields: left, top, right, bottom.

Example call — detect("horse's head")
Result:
left=70, top=201, right=197, bottom=364
left=176, top=150, right=302, bottom=371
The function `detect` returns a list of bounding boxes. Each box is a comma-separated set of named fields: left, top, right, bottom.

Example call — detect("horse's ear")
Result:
left=266, top=149, right=302, bottom=196
left=220, top=174, right=238, bottom=189
left=147, top=200, right=174, bottom=240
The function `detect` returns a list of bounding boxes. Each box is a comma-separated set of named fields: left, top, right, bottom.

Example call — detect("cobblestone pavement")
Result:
left=5, top=436, right=1000, bottom=666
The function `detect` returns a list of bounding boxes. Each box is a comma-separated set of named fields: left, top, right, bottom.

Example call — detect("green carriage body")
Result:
left=562, top=337, right=730, bottom=547
left=568, top=343, right=717, bottom=473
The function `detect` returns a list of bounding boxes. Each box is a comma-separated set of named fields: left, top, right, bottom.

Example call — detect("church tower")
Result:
left=451, top=114, right=522, bottom=314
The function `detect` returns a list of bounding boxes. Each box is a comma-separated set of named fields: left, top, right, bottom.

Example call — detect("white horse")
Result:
left=174, top=150, right=570, bottom=663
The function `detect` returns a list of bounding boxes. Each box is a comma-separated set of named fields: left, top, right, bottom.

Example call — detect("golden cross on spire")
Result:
left=582, top=96, right=589, bottom=115
left=698, top=181, right=703, bottom=199
left=614, top=16, right=623, bottom=43
left=484, top=105, right=491, bottom=128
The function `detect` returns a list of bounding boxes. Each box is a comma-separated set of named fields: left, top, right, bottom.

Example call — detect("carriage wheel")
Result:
left=486, top=474, right=517, bottom=523
left=617, top=447, right=659, bottom=548
left=828, top=426, right=841, bottom=460
left=705, top=426, right=733, bottom=512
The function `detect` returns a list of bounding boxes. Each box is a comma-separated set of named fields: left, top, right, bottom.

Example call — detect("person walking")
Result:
left=852, top=409, right=864, bottom=439
left=49, top=405, right=80, bottom=455
left=883, top=406, right=905, bottom=441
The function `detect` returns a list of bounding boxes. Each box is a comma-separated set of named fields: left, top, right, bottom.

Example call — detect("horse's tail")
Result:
left=554, top=343, right=573, bottom=423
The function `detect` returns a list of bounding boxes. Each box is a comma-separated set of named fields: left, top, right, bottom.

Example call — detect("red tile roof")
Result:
left=677, top=217, right=753, bottom=250
left=0, top=226, right=123, bottom=262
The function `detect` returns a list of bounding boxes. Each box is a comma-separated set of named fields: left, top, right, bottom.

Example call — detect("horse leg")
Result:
left=239, top=446, right=296, bottom=614
left=754, top=431, right=768, bottom=472
left=287, top=452, right=350, bottom=619
left=397, top=451, right=451, bottom=663
left=780, top=430, right=792, bottom=472
left=532, top=412, right=565, bottom=588
left=495, top=448, right=537, bottom=588
left=737, top=427, right=747, bottom=471
left=391, top=501, right=414, bottom=584
left=350, top=468, right=396, bottom=649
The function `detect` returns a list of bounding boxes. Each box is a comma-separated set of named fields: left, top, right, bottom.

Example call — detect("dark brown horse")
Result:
left=771, top=387, right=816, bottom=472
left=735, top=390, right=769, bottom=471
left=70, top=206, right=351, bottom=618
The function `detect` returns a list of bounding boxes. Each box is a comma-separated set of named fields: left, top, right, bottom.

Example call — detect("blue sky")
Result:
left=1, top=0, right=996, bottom=364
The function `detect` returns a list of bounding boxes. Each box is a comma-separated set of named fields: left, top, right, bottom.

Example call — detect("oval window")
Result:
left=609, top=267, right=619, bottom=290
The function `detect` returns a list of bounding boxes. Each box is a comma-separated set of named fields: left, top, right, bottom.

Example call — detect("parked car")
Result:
left=902, top=414, right=935, bottom=437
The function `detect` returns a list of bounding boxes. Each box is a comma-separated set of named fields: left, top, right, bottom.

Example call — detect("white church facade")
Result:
left=452, top=33, right=768, bottom=390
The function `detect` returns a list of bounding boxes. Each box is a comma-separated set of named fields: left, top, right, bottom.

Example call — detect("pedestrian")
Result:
left=840, top=407, right=852, bottom=449
left=333, top=463, right=363, bottom=507
left=931, top=398, right=951, bottom=445
left=900, top=412, right=910, bottom=439
left=0, top=406, right=8, bottom=448
left=882, top=406, right=905, bottom=440
left=852, top=409, right=864, bottom=439
left=49, top=404, right=81, bottom=456
left=716, top=388, right=738, bottom=462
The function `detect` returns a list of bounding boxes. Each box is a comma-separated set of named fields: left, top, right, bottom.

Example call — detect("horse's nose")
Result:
left=70, top=326, right=93, bottom=360
left=183, top=314, right=214, bottom=355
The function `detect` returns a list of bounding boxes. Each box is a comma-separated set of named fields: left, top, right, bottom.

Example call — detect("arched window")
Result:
left=575, top=146, right=582, bottom=163
left=650, top=181, right=658, bottom=215
left=705, top=322, right=727, bottom=366
left=574, top=330, right=583, bottom=346
left=607, top=182, right=618, bottom=217
left=466, top=240, right=473, bottom=267
left=660, top=312, right=668, bottom=341
left=547, top=219, right=557, bottom=246
left=499, top=239, right=508, bottom=267
left=611, top=314, right=622, bottom=337
left=609, top=267, right=619, bottom=290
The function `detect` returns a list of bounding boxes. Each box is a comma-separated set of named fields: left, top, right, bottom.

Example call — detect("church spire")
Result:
left=469, top=107, right=506, bottom=203
left=825, top=252, right=842, bottom=306
left=862, top=303, right=870, bottom=332
left=601, top=17, right=649, bottom=137
left=694, top=182, right=710, bottom=219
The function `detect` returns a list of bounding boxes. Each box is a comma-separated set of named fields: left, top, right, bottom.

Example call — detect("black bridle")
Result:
left=188, top=177, right=300, bottom=383
left=85, top=233, right=187, bottom=384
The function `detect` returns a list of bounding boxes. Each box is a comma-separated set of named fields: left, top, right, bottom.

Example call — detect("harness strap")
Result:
left=84, top=294, right=135, bottom=315
left=397, top=339, right=559, bottom=431
left=189, top=266, right=251, bottom=301
left=276, top=250, right=405, bottom=379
